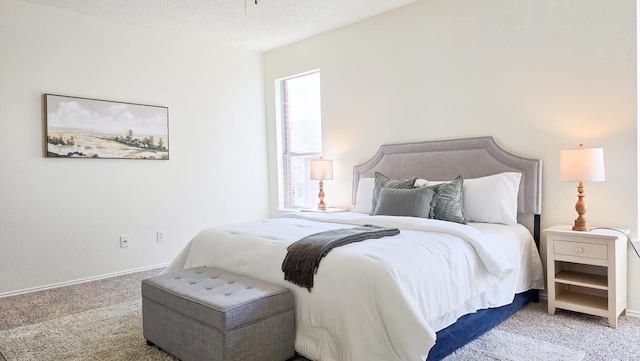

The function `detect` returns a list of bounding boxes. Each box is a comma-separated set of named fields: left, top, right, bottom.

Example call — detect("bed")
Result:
left=163, top=136, right=544, bottom=361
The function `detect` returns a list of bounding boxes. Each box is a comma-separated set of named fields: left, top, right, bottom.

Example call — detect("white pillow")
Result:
left=414, top=179, right=429, bottom=187
left=353, top=178, right=375, bottom=213
left=462, top=172, right=521, bottom=225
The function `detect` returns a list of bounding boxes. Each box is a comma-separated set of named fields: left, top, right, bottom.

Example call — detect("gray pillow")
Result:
left=430, top=175, right=466, bottom=224
left=373, top=186, right=435, bottom=218
left=370, top=172, right=417, bottom=215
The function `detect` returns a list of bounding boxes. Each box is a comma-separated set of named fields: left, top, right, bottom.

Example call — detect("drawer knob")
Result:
left=576, top=247, right=584, bottom=253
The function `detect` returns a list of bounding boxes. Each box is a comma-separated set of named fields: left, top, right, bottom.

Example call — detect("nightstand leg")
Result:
left=609, top=315, right=617, bottom=328
left=547, top=255, right=556, bottom=316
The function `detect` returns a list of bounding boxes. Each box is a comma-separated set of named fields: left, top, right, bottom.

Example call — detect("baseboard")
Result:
left=627, top=309, right=640, bottom=318
left=0, top=263, right=169, bottom=299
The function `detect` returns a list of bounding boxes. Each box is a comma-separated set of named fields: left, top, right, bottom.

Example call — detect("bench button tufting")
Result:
left=189, top=282, right=197, bottom=285
left=206, top=288, right=212, bottom=290
left=225, top=293, right=231, bottom=296
left=246, top=287, right=253, bottom=289
left=228, top=281, right=235, bottom=284
left=174, top=277, right=181, bottom=280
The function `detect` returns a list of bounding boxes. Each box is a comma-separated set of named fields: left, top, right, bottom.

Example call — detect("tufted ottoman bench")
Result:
left=142, top=266, right=295, bottom=361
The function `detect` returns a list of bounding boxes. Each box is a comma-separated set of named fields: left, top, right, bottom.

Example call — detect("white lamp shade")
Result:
left=310, top=159, right=333, bottom=180
left=560, top=146, right=605, bottom=182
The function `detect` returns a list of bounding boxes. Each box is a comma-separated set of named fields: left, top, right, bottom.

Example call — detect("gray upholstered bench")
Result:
left=142, top=266, right=295, bottom=361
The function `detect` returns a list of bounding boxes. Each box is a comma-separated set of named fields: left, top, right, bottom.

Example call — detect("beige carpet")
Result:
left=0, top=269, right=638, bottom=360
left=0, top=299, right=584, bottom=361
left=498, top=302, right=640, bottom=361
left=444, top=329, right=584, bottom=361
left=0, top=299, right=175, bottom=361
left=0, top=268, right=160, bottom=332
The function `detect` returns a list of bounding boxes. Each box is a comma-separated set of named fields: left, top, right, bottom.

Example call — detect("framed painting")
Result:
left=44, top=94, right=169, bottom=160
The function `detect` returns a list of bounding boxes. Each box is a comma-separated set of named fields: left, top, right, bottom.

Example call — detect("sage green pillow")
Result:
left=369, top=172, right=416, bottom=215
left=374, top=186, right=435, bottom=218
left=430, top=175, right=466, bottom=224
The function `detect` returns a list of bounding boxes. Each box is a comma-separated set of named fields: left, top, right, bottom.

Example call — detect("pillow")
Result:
left=430, top=175, right=466, bottom=224
left=463, top=172, right=521, bottom=225
left=370, top=172, right=417, bottom=215
left=373, top=186, right=435, bottom=218
left=353, top=178, right=375, bottom=213
left=414, top=179, right=429, bottom=187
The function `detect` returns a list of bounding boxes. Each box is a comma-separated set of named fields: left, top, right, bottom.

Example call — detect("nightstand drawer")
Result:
left=553, top=240, right=607, bottom=260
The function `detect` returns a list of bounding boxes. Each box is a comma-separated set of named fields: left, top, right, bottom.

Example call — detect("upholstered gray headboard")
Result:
left=352, top=137, right=542, bottom=215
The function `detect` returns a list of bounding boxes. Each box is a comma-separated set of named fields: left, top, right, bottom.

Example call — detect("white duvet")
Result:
left=163, top=212, right=544, bottom=361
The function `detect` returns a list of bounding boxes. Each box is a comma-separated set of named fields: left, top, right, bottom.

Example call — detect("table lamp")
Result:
left=560, top=144, right=605, bottom=231
left=310, top=158, right=333, bottom=210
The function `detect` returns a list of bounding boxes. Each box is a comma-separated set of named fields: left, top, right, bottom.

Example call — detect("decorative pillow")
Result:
left=430, top=175, right=466, bottom=224
left=373, top=186, right=435, bottom=218
left=370, top=172, right=417, bottom=215
left=353, top=178, right=375, bottom=213
left=463, top=172, right=521, bottom=225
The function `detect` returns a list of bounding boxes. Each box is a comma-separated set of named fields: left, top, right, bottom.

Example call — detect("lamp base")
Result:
left=317, top=179, right=327, bottom=211
left=572, top=218, right=590, bottom=232
left=572, top=182, right=590, bottom=232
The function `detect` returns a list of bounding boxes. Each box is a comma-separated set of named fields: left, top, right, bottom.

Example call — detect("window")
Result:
left=278, top=71, right=322, bottom=209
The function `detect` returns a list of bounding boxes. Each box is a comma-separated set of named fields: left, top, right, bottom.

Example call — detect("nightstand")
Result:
left=545, top=225, right=629, bottom=328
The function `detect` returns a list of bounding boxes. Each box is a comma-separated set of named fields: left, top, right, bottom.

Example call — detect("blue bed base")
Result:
left=426, top=289, right=538, bottom=360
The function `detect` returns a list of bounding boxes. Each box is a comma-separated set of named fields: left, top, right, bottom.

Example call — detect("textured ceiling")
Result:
left=23, top=0, right=419, bottom=51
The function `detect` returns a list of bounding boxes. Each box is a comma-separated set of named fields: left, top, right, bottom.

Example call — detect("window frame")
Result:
left=276, top=70, right=322, bottom=209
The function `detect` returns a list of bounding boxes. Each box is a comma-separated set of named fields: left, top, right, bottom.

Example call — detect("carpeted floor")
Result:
left=0, top=268, right=160, bottom=332
left=1, top=268, right=639, bottom=360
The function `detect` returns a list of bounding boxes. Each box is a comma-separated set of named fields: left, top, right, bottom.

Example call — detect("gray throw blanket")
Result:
left=281, top=224, right=400, bottom=291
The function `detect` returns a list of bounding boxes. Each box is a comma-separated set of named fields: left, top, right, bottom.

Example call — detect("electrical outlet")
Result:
left=120, top=235, right=129, bottom=248
left=157, top=230, right=165, bottom=242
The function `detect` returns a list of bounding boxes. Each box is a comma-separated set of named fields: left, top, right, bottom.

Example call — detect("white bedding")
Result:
left=163, top=212, right=544, bottom=361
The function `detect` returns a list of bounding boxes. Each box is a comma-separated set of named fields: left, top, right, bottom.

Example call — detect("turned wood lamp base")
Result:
left=572, top=181, right=590, bottom=231
left=316, top=179, right=327, bottom=211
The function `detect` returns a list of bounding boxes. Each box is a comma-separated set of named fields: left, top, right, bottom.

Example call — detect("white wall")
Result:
left=264, top=1, right=639, bottom=309
left=0, top=0, right=268, bottom=294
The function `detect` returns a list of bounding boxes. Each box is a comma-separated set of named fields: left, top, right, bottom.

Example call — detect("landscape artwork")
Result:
left=45, top=94, right=169, bottom=159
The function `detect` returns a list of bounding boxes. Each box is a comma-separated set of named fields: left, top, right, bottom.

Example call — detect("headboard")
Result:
left=352, top=137, right=542, bottom=239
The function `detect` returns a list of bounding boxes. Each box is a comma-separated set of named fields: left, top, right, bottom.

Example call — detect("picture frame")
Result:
left=44, top=94, right=169, bottom=160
